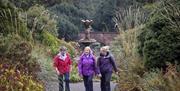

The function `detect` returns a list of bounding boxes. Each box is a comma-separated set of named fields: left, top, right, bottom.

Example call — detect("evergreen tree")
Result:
left=93, top=0, right=117, bottom=32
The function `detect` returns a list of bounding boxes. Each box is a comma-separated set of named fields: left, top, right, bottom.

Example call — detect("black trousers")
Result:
left=58, top=72, right=70, bottom=91
left=83, top=75, right=93, bottom=91
left=100, top=72, right=112, bottom=91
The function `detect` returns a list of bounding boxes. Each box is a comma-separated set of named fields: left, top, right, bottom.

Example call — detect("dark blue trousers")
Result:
left=58, top=73, right=70, bottom=91
left=83, top=75, right=93, bottom=91
left=100, top=72, right=112, bottom=91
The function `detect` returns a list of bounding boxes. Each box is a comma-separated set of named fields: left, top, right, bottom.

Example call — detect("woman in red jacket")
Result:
left=53, top=46, right=72, bottom=91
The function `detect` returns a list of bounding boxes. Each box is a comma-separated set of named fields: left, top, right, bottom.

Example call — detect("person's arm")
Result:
left=92, top=56, right=97, bottom=74
left=110, top=55, right=118, bottom=73
left=78, top=56, right=83, bottom=76
left=96, top=57, right=101, bottom=75
left=55, top=67, right=60, bottom=75
left=53, top=56, right=60, bottom=75
left=68, top=55, right=73, bottom=72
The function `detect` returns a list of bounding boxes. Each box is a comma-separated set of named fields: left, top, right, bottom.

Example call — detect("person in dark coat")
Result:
left=97, top=46, right=118, bottom=91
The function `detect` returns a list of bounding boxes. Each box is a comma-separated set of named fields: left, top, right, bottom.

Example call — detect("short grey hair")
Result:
left=60, top=46, right=67, bottom=51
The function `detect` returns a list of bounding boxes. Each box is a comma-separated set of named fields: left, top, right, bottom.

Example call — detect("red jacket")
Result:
left=53, top=53, right=72, bottom=74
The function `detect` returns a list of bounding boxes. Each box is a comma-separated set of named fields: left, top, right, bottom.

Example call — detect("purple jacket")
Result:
left=78, top=53, right=96, bottom=76
left=97, top=52, right=118, bottom=74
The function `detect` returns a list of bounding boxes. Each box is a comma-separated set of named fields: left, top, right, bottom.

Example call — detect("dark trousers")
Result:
left=100, top=72, right=112, bottom=91
left=58, top=73, right=70, bottom=91
left=83, top=75, right=93, bottom=91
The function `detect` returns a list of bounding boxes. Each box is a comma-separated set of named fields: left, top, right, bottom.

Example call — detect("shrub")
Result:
left=111, top=28, right=180, bottom=91
left=0, top=34, right=40, bottom=75
left=111, top=27, right=146, bottom=91
left=0, top=7, right=31, bottom=41
left=0, top=63, right=44, bottom=91
left=70, top=62, right=82, bottom=82
left=40, top=31, right=76, bottom=57
left=142, top=70, right=166, bottom=91
left=26, top=5, right=58, bottom=37
left=114, top=6, right=148, bottom=31
left=56, top=17, right=79, bottom=41
left=113, top=0, right=180, bottom=91
left=163, top=64, right=180, bottom=91
left=137, top=0, right=180, bottom=69
left=50, top=2, right=86, bottom=41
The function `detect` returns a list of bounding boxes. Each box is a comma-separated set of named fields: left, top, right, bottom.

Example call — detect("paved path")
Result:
left=45, top=81, right=117, bottom=91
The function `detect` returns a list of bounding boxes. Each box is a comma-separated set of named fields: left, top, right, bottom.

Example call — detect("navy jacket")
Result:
left=97, top=52, right=118, bottom=74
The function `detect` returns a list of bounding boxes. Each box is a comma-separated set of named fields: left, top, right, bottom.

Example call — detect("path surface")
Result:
left=45, top=81, right=117, bottom=91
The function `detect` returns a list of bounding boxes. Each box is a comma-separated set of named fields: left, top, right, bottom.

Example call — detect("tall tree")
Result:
left=93, top=0, right=117, bottom=32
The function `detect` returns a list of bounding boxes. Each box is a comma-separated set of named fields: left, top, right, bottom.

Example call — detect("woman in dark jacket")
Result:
left=97, top=46, right=118, bottom=91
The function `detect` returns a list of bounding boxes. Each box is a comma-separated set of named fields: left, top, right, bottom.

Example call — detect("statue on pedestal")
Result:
left=81, top=19, right=93, bottom=40
left=79, top=19, right=96, bottom=47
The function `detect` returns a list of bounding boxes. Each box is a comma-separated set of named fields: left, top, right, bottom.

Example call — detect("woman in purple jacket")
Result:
left=78, top=46, right=96, bottom=91
left=97, top=46, right=118, bottom=91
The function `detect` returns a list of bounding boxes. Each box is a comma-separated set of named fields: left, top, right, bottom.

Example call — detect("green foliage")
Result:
left=114, top=6, right=148, bottom=31
left=57, top=17, right=79, bottom=41
left=9, top=0, right=42, bottom=10
left=141, top=64, right=180, bottom=91
left=112, top=23, right=180, bottom=91
left=0, top=63, right=44, bottom=91
left=27, top=5, right=58, bottom=37
left=0, top=9, right=31, bottom=40
left=142, top=70, right=166, bottom=91
left=136, top=0, right=156, bottom=4
left=163, top=64, right=180, bottom=91
left=40, top=31, right=75, bottom=57
left=50, top=2, right=86, bottom=41
left=9, top=0, right=73, bottom=9
left=41, top=31, right=59, bottom=55
left=0, top=34, right=40, bottom=74
left=0, top=0, right=14, bottom=9
left=138, top=0, right=180, bottom=69
left=93, top=0, right=117, bottom=32
left=111, top=27, right=146, bottom=91
left=0, top=0, right=78, bottom=90
left=70, top=62, right=82, bottom=82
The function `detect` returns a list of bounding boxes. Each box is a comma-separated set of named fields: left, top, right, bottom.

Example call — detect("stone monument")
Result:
left=79, top=19, right=97, bottom=47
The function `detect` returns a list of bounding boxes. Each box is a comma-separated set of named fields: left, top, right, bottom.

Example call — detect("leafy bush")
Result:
left=141, top=64, right=180, bottom=91
left=26, top=5, right=58, bottom=37
left=163, top=64, right=180, bottom=91
left=57, top=17, right=79, bottom=41
left=142, top=70, right=166, bottom=91
left=113, top=1, right=180, bottom=91
left=112, top=25, right=180, bottom=91
left=40, top=31, right=76, bottom=57
left=0, top=7, right=31, bottom=40
left=0, top=63, right=44, bottom=91
left=93, top=0, right=117, bottom=32
left=137, top=0, right=180, bottom=69
left=50, top=2, right=87, bottom=41
left=111, top=27, right=145, bottom=91
left=114, top=6, right=148, bottom=31
left=70, top=62, right=82, bottom=82
left=0, top=34, right=40, bottom=75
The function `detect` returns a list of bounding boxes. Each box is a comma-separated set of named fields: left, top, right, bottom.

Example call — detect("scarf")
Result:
left=58, top=52, right=67, bottom=61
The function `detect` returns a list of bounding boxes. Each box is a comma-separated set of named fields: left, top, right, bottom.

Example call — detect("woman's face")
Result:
left=84, top=49, right=90, bottom=55
left=100, top=48, right=107, bottom=56
left=60, top=49, right=66, bottom=56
